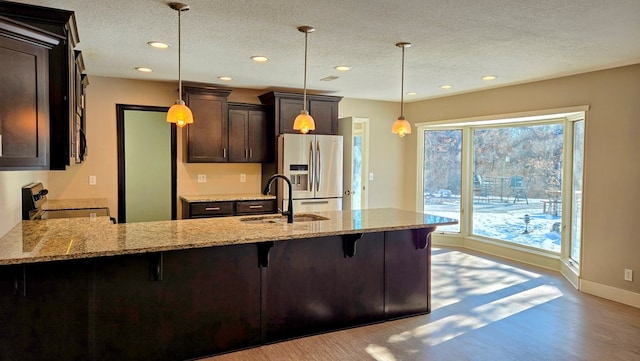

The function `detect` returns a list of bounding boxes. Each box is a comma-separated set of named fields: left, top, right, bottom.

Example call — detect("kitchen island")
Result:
left=0, top=208, right=456, bottom=361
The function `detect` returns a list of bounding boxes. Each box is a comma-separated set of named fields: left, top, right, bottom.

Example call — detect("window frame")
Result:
left=416, top=106, right=587, bottom=275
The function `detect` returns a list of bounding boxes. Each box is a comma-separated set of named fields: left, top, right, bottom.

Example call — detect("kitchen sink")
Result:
left=240, top=213, right=329, bottom=224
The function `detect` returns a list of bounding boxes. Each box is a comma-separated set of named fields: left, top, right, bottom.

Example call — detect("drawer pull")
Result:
left=205, top=207, right=221, bottom=211
left=249, top=205, right=263, bottom=209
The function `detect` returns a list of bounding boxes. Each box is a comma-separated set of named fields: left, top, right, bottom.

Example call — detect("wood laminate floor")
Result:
left=201, top=247, right=640, bottom=361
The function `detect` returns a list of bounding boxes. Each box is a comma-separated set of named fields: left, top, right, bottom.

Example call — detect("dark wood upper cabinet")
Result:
left=258, top=91, right=342, bottom=136
left=183, top=86, right=271, bottom=164
left=183, top=87, right=231, bottom=163
left=0, top=1, right=86, bottom=170
left=228, top=103, right=270, bottom=163
left=0, top=15, right=60, bottom=170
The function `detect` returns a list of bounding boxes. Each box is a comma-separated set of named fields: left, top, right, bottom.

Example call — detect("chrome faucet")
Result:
left=263, top=174, right=294, bottom=223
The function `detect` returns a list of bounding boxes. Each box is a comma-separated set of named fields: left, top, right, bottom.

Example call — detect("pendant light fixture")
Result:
left=392, top=42, right=412, bottom=137
left=292, top=26, right=315, bottom=134
left=166, top=2, right=193, bottom=128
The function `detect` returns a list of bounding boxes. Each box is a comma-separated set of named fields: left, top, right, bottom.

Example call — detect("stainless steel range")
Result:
left=21, top=182, right=113, bottom=222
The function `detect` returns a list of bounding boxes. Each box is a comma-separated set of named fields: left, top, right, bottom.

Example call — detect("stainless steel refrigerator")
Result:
left=277, top=133, right=343, bottom=212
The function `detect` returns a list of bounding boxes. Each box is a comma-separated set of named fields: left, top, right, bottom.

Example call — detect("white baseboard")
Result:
left=580, top=279, right=640, bottom=309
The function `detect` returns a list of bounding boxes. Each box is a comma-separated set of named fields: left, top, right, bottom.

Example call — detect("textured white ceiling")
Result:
left=13, top=0, right=640, bottom=101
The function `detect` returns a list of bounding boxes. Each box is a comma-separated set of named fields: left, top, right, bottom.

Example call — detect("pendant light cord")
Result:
left=400, top=45, right=405, bottom=118
left=303, top=30, right=308, bottom=112
left=178, top=8, right=182, bottom=101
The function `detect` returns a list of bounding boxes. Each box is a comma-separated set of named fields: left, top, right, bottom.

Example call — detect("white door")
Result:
left=339, top=117, right=369, bottom=210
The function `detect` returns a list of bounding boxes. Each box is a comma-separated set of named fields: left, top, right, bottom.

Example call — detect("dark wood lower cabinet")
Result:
left=24, top=260, right=91, bottom=361
left=0, top=261, right=91, bottom=361
left=0, top=266, right=24, bottom=361
left=93, top=245, right=261, bottom=361
left=385, top=228, right=434, bottom=319
left=0, top=227, right=433, bottom=360
left=263, top=233, right=385, bottom=343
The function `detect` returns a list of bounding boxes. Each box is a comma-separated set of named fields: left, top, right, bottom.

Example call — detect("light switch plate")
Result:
left=369, top=172, right=374, bottom=181
left=624, top=269, right=633, bottom=281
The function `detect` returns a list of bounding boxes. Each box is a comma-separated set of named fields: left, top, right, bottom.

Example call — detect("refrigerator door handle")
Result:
left=316, top=141, right=321, bottom=191
left=308, top=141, right=314, bottom=191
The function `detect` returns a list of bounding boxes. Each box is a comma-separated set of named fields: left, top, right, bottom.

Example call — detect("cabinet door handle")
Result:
left=249, top=205, right=263, bottom=209
left=245, top=148, right=248, bottom=158
left=249, top=148, right=253, bottom=159
left=223, top=148, right=227, bottom=158
left=205, top=207, right=221, bottom=211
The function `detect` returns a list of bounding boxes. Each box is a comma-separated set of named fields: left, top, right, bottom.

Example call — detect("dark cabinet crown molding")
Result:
left=0, top=1, right=78, bottom=44
left=0, top=15, right=62, bottom=48
left=258, top=91, right=343, bottom=104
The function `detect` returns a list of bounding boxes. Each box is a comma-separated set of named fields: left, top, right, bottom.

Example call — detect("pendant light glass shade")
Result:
left=167, top=100, right=193, bottom=127
left=293, top=26, right=316, bottom=134
left=392, top=116, right=411, bottom=137
left=392, top=42, right=412, bottom=137
left=293, top=110, right=315, bottom=134
left=167, top=2, right=193, bottom=128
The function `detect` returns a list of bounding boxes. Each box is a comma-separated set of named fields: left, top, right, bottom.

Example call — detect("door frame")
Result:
left=352, top=118, right=370, bottom=210
left=339, top=116, right=370, bottom=210
left=116, top=104, right=177, bottom=222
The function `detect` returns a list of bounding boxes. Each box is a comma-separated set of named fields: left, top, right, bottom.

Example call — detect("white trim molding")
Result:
left=580, top=279, right=640, bottom=309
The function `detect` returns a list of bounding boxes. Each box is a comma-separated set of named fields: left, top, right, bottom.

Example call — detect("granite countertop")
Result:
left=0, top=208, right=457, bottom=265
left=43, top=198, right=109, bottom=210
left=180, top=194, right=276, bottom=203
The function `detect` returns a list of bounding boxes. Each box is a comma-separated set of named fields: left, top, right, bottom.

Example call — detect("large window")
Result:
left=418, top=110, right=585, bottom=264
left=570, top=120, right=584, bottom=264
left=471, top=123, right=563, bottom=252
left=423, top=130, right=462, bottom=233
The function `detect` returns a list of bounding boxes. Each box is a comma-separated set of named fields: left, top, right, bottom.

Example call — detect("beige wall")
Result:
left=0, top=171, right=48, bottom=236
left=403, top=64, right=640, bottom=296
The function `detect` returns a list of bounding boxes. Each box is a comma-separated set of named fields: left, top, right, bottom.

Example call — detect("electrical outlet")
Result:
left=624, top=269, right=633, bottom=282
left=89, top=175, right=96, bottom=185
left=197, top=174, right=206, bottom=183
left=240, top=174, right=246, bottom=183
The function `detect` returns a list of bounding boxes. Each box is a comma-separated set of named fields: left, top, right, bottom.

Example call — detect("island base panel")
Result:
left=93, top=245, right=261, bottom=360
left=385, top=228, right=433, bottom=319
left=262, top=233, right=385, bottom=343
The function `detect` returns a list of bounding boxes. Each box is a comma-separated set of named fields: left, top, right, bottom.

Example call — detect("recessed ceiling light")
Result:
left=482, top=75, right=497, bottom=81
left=407, top=92, right=417, bottom=96
left=334, top=65, right=351, bottom=71
left=135, top=67, right=153, bottom=73
left=147, top=41, right=170, bottom=49
left=218, top=76, right=232, bottom=81
left=251, top=56, right=269, bottom=63
left=440, top=85, right=453, bottom=89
